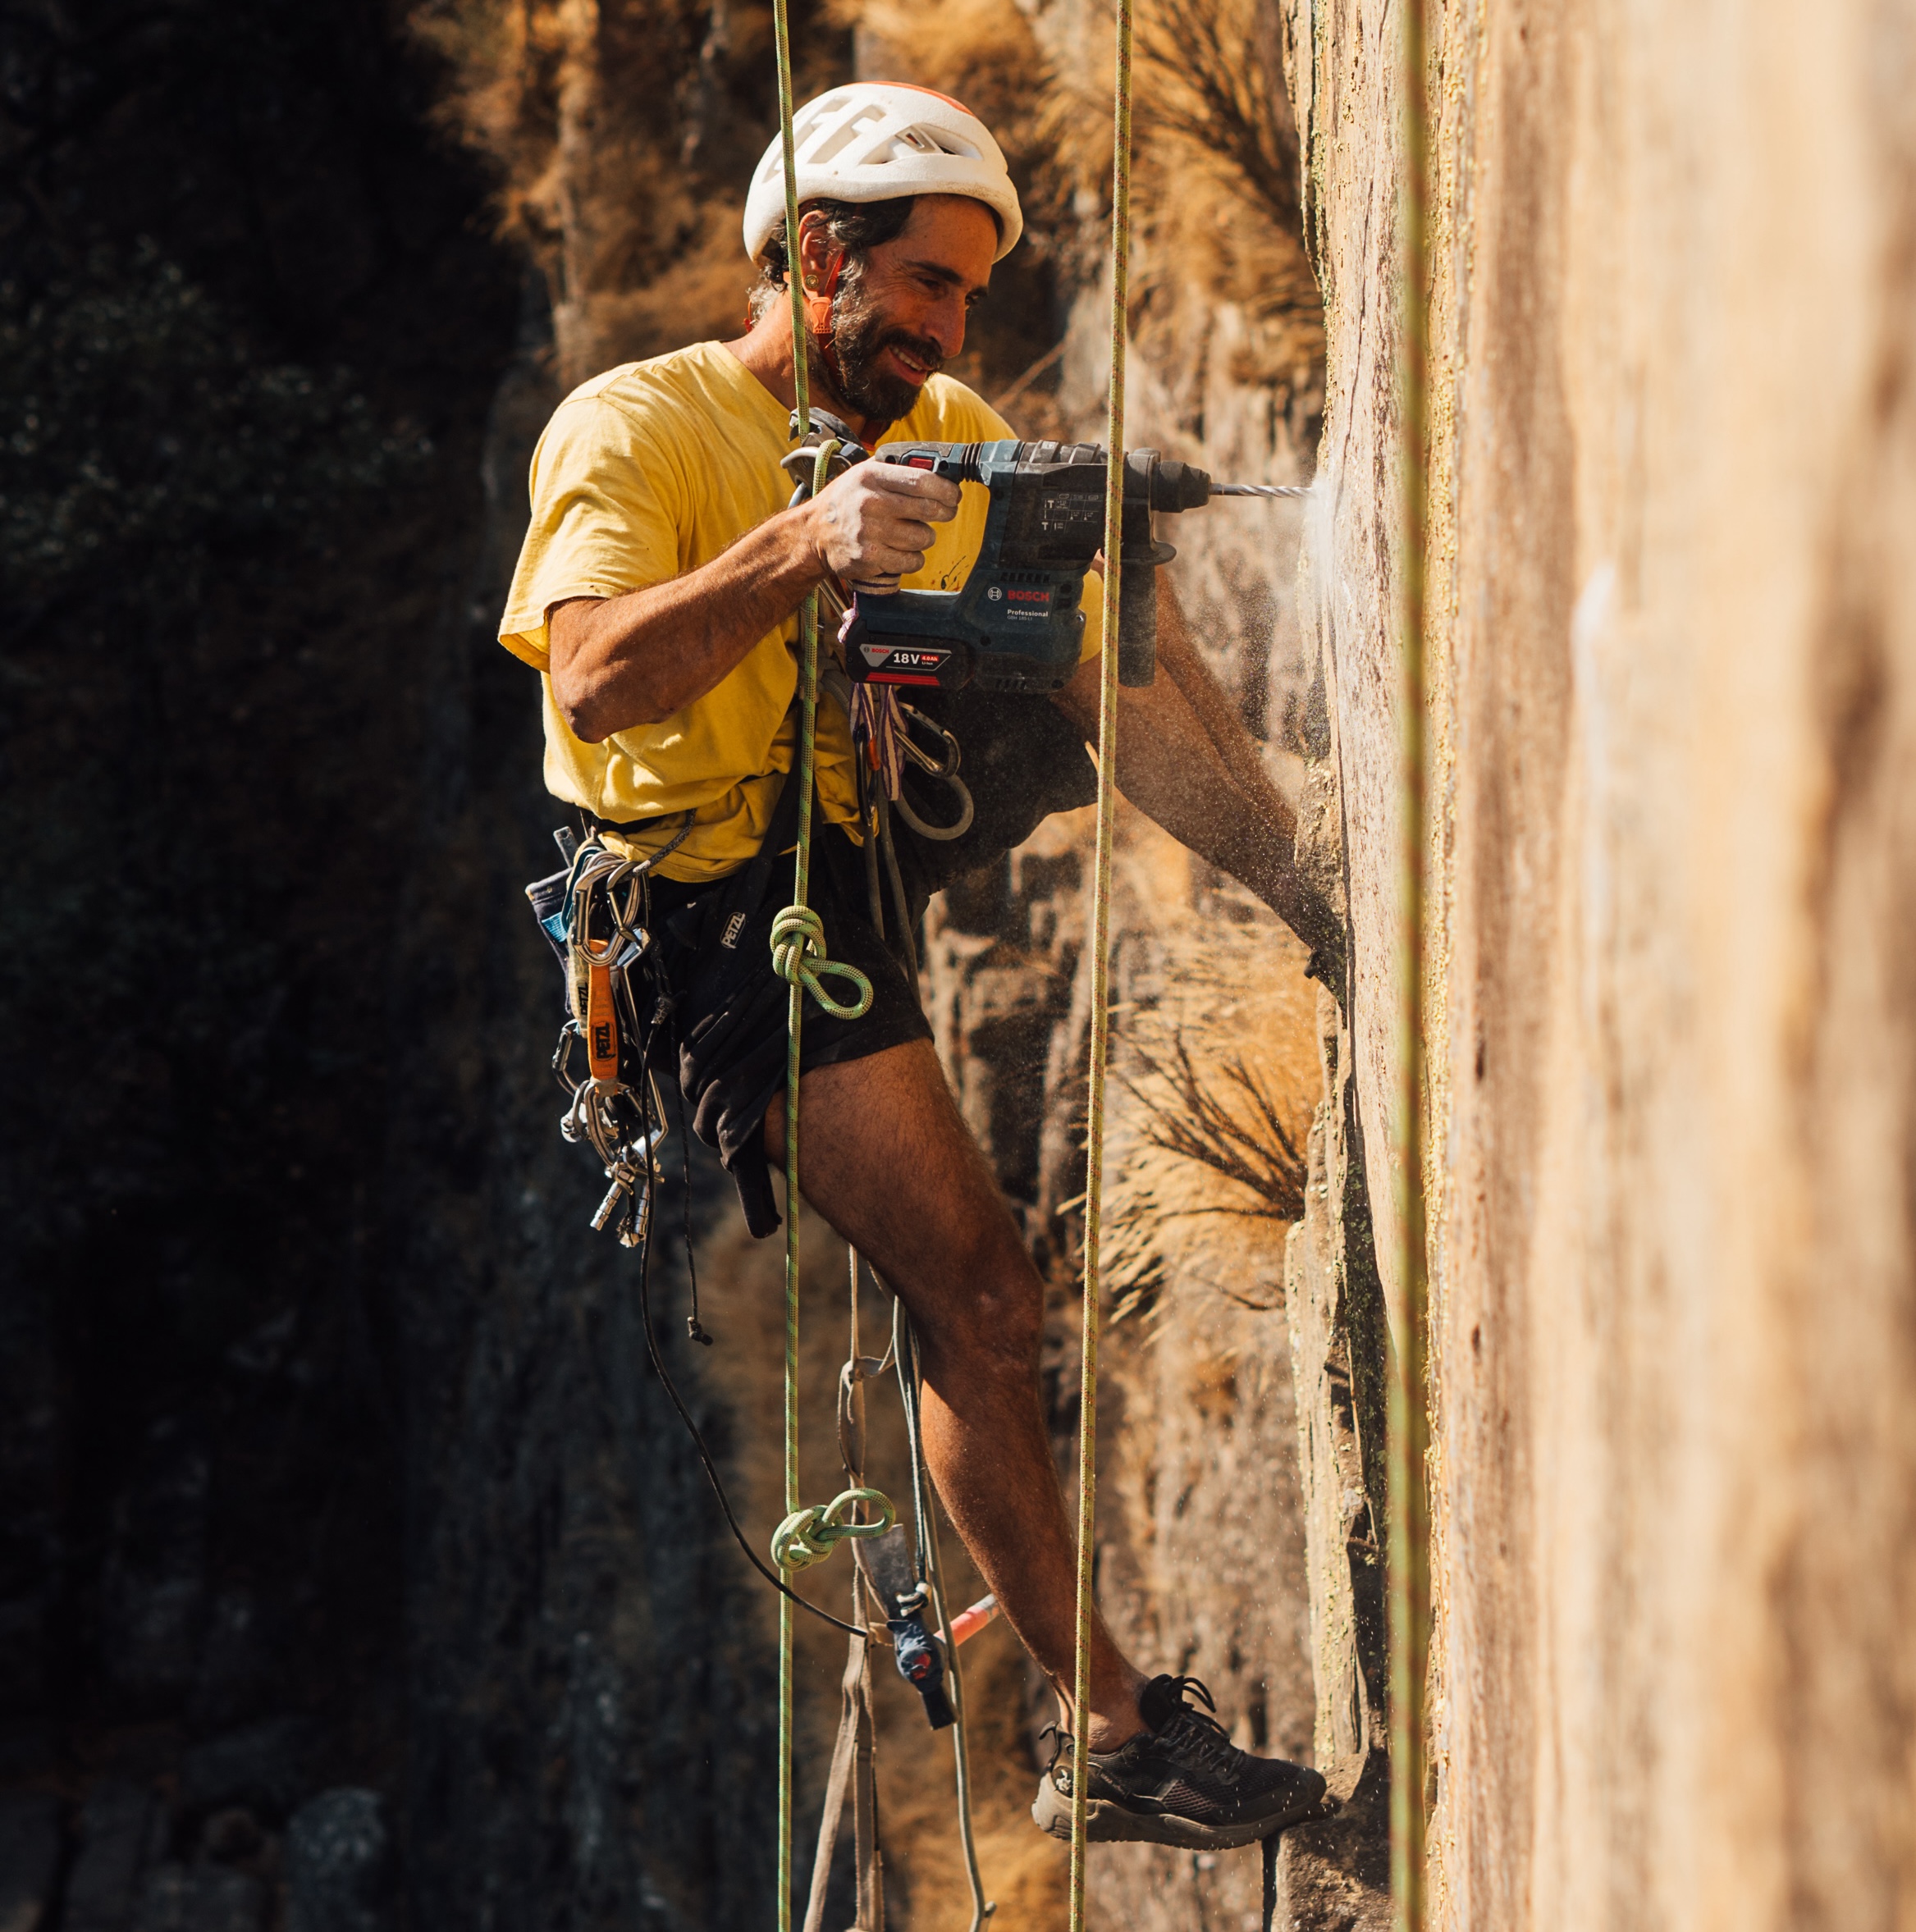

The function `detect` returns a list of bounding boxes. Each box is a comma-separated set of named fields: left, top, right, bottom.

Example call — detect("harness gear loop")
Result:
left=769, top=902, right=873, bottom=1020
left=1068, top=0, right=1136, bottom=1919
left=771, top=1486, right=898, bottom=1570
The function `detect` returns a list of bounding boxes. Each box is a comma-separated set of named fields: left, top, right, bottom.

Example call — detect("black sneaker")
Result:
left=1031, top=1675, right=1331, bottom=1850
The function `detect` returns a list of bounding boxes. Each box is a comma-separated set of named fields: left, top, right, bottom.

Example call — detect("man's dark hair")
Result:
left=748, top=197, right=917, bottom=322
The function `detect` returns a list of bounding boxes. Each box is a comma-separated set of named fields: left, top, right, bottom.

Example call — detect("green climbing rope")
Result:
left=771, top=902, right=873, bottom=1021
left=770, top=7, right=807, bottom=1925
left=764, top=16, right=887, bottom=1927
left=771, top=1486, right=896, bottom=1569
left=1070, top=0, right=1135, bottom=1923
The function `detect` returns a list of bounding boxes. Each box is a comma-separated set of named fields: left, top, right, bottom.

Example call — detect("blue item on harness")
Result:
left=889, top=1601, right=955, bottom=1730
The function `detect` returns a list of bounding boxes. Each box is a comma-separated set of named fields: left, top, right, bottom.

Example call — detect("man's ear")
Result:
left=794, top=208, right=844, bottom=335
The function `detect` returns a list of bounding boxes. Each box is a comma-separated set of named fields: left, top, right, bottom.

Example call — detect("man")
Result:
left=501, top=81, right=1328, bottom=1849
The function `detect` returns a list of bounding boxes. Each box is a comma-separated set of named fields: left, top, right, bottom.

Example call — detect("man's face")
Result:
left=827, top=195, right=998, bottom=428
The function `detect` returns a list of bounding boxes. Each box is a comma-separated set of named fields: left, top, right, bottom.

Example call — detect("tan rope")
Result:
left=1069, top=0, right=1135, bottom=1920
left=1390, top=0, right=1434, bottom=1921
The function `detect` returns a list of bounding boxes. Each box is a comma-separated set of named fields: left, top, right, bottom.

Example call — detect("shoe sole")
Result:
left=1030, top=1774, right=1332, bottom=1851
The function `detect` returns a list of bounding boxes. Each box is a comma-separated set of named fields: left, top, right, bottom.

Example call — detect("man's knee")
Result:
left=914, top=1238, right=1045, bottom=1376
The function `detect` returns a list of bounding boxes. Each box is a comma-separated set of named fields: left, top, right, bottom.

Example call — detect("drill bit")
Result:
left=1212, top=482, right=1314, bottom=497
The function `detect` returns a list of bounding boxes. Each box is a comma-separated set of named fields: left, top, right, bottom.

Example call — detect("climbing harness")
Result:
left=526, top=822, right=882, bottom=1638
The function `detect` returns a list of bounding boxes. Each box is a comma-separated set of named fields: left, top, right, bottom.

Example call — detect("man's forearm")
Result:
left=547, top=458, right=960, bottom=743
left=547, top=509, right=822, bottom=742
left=1155, top=592, right=1296, bottom=837
left=1119, top=677, right=1303, bottom=916
left=1053, top=648, right=1306, bottom=925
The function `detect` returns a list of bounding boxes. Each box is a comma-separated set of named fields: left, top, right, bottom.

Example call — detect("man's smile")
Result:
left=881, top=341, right=935, bottom=384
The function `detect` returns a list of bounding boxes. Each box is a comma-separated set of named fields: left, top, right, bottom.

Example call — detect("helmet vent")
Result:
left=743, top=82, right=1024, bottom=264
left=809, top=105, right=886, bottom=167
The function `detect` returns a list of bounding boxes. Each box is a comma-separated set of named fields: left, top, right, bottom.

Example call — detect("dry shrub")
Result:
left=1132, top=0, right=1323, bottom=383
left=1104, top=913, right=1321, bottom=1322
left=413, top=0, right=852, bottom=381
left=1138, top=0, right=1300, bottom=240
left=415, top=0, right=1322, bottom=395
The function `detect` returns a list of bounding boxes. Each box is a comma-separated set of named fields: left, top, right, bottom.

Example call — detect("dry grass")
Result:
left=412, top=0, right=853, bottom=381
left=1103, top=911, right=1322, bottom=1323
left=1121, top=1031, right=1306, bottom=1221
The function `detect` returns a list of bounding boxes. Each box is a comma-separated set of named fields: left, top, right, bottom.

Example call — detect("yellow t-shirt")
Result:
left=499, top=340, right=1102, bottom=882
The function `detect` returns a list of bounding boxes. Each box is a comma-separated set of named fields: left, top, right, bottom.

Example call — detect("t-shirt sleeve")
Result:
left=498, top=395, right=684, bottom=671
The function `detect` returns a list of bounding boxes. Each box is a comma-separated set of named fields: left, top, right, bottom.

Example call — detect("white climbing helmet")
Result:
left=742, top=82, right=1024, bottom=267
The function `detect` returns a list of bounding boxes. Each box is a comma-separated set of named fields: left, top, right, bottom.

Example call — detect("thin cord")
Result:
left=632, top=1096, right=866, bottom=1641
left=893, top=1301, right=994, bottom=1929
left=892, top=1295, right=933, bottom=1588
left=674, top=1076, right=712, bottom=1346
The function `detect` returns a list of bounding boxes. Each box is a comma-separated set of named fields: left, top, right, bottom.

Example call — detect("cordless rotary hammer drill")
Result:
left=836, top=438, right=1288, bottom=694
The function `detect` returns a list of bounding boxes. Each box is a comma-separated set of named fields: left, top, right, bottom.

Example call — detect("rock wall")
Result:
left=1286, top=0, right=1916, bottom=1922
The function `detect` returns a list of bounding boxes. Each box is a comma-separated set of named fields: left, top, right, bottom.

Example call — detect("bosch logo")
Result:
left=988, top=586, right=1003, bottom=601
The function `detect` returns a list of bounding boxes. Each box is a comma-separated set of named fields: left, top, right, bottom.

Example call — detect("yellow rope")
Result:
left=1069, top=0, right=1134, bottom=1921
left=1390, top=0, right=1434, bottom=1917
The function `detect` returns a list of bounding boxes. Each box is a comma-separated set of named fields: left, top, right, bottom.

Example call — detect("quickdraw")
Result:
left=529, top=829, right=687, bottom=1247
left=848, top=679, right=974, bottom=843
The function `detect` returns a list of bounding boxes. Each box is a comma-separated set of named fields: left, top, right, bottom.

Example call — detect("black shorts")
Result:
left=637, top=686, right=1097, bottom=1239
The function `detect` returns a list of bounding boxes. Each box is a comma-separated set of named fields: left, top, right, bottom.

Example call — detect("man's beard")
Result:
left=824, top=276, right=944, bottom=429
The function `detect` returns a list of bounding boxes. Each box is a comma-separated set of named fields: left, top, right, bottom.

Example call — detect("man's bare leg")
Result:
left=762, top=1036, right=1148, bottom=1749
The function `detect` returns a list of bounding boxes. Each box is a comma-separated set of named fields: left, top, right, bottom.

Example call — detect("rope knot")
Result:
left=771, top=1486, right=897, bottom=1571
left=770, top=902, right=874, bottom=1020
